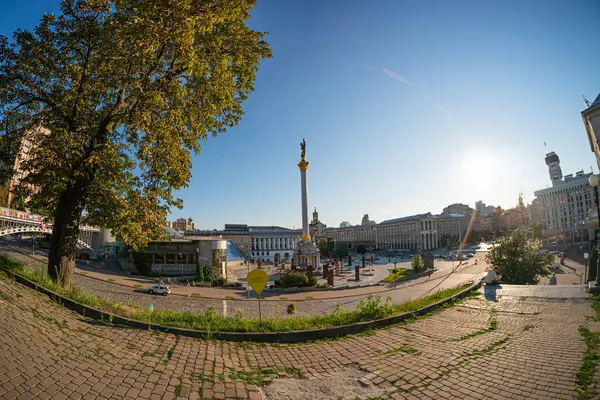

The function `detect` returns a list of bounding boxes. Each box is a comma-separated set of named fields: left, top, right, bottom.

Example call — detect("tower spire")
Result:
left=584, top=95, right=591, bottom=109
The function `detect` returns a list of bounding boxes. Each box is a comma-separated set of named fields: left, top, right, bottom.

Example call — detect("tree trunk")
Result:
left=47, top=184, right=87, bottom=291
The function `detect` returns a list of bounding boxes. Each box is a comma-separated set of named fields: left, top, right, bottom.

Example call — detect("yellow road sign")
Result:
left=247, top=269, right=268, bottom=295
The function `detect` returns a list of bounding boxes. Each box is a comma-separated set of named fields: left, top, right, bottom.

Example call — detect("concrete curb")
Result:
left=1, top=266, right=481, bottom=343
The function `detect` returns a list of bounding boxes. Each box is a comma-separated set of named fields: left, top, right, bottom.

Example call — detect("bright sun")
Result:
left=461, top=153, right=496, bottom=182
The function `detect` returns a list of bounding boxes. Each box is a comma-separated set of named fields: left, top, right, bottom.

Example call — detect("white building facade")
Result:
left=324, top=213, right=448, bottom=251
left=249, top=226, right=302, bottom=263
left=534, top=152, right=596, bottom=242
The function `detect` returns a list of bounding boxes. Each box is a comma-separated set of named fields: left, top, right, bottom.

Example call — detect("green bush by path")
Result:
left=382, top=268, right=406, bottom=283
left=0, top=253, right=473, bottom=333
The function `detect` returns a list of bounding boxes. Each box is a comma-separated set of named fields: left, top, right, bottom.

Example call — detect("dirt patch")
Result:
left=260, top=365, right=385, bottom=400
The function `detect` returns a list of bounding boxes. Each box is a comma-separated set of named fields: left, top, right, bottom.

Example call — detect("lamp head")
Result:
left=589, top=174, right=600, bottom=188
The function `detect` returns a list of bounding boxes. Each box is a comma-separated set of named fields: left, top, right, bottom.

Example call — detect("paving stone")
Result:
left=0, top=274, right=595, bottom=400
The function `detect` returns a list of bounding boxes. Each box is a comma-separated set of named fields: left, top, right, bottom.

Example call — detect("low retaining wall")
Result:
left=1, top=266, right=481, bottom=343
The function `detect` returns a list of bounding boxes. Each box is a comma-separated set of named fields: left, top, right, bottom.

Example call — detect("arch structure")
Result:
left=0, top=207, right=99, bottom=250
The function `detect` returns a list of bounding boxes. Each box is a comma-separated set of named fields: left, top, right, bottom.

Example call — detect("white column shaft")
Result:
left=301, top=169, right=309, bottom=237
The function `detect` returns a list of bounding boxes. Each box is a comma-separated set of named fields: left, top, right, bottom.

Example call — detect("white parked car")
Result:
left=148, top=285, right=171, bottom=296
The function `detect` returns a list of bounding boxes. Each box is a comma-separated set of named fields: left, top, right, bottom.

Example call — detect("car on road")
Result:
left=148, top=285, right=171, bottom=296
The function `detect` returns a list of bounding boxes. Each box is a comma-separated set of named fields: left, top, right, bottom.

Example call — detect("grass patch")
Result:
left=576, top=295, right=600, bottom=399
left=229, top=367, right=302, bottom=386
left=107, top=278, right=116, bottom=283
left=0, top=253, right=474, bottom=333
left=382, top=268, right=414, bottom=283
left=0, top=291, right=13, bottom=302
left=133, top=284, right=143, bottom=289
left=304, top=295, right=313, bottom=299
left=167, top=336, right=180, bottom=360
left=385, top=345, right=419, bottom=356
left=451, top=313, right=497, bottom=342
left=576, top=326, right=599, bottom=400
left=225, top=296, right=235, bottom=300
left=523, top=324, right=535, bottom=331
left=465, top=337, right=510, bottom=357
left=279, top=297, right=289, bottom=300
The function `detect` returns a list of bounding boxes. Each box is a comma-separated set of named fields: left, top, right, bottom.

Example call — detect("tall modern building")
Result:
left=533, top=152, right=596, bottom=243
left=582, top=93, right=600, bottom=170
left=7, top=126, right=50, bottom=207
left=545, top=152, right=563, bottom=187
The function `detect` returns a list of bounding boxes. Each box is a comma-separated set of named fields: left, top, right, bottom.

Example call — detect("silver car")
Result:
left=148, top=285, right=171, bottom=296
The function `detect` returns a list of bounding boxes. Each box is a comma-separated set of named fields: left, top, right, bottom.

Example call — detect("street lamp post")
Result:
left=584, top=252, right=590, bottom=285
left=589, top=174, right=600, bottom=286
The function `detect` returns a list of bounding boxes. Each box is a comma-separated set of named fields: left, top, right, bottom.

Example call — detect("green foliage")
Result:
left=485, top=231, right=552, bottom=285
left=0, top=0, right=271, bottom=286
left=0, top=185, right=8, bottom=207
left=356, top=295, right=393, bottom=320
left=318, top=238, right=335, bottom=258
left=0, top=251, right=474, bottom=333
left=532, top=222, right=542, bottom=239
left=202, top=262, right=213, bottom=282
left=382, top=268, right=406, bottom=283
left=286, top=303, right=297, bottom=315
left=411, top=255, right=424, bottom=272
left=132, top=252, right=152, bottom=276
left=196, top=261, right=204, bottom=282
left=357, top=244, right=367, bottom=255
left=211, top=276, right=227, bottom=287
left=335, top=243, right=349, bottom=260
left=279, top=271, right=316, bottom=288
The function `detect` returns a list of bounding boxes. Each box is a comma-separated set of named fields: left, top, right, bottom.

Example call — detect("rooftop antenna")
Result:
left=584, top=95, right=591, bottom=109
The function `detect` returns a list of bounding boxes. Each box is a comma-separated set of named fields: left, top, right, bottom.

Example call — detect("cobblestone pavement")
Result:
left=0, top=272, right=595, bottom=399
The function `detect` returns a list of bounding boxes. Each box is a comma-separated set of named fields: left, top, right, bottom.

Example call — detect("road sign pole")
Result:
left=258, top=295, right=262, bottom=323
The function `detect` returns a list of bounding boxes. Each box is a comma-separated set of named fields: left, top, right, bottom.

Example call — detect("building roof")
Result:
left=162, top=226, right=183, bottom=238
left=534, top=171, right=593, bottom=196
left=435, top=213, right=468, bottom=219
left=247, top=226, right=302, bottom=234
left=380, top=213, right=432, bottom=225
left=592, top=93, right=600, bottom=108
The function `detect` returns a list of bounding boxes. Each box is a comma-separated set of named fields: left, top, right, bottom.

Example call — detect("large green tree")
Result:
left=0, top=0, right=271, bottom=289
left=317, top=238, right=335, bottom=258
left=485, top=231, right=552, bottom=285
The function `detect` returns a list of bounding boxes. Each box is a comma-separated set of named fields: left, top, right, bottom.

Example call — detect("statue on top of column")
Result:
left=300, top=138, right=306, bottom=161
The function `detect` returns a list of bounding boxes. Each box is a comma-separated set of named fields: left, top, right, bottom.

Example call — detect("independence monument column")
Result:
left=298, top=138, right=310, bottom=240
left=295, top=139, right=320, bottom=270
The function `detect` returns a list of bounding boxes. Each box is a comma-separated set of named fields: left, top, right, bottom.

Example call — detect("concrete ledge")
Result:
left=588, top=282, right=600, bottom=294
left=1, top=266, right=481, bottom=343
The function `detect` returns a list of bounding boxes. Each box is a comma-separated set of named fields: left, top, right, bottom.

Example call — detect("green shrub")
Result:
left=411, top=255, right=424, bottom=273
left=356, top=295, right=393, bottom=320
left=287, top=303, right=297, bottom=315
left=202, top=262, right=213, bottom=282
left=211, top=276, right=227, bottom=287
left=280, top=271, right=316, bottom=288
left=196, top=262, right=204, bottom=282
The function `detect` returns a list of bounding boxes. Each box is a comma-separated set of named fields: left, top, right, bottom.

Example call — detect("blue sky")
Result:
left=2, top=0, right=600, bottom=229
